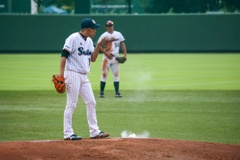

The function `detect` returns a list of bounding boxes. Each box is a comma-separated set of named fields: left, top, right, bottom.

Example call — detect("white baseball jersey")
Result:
left=98, top=31, right=125, bottom=59
left=63, top=32, right=94, bottom=74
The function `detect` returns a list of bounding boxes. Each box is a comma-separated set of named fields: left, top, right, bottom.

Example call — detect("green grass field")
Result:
left=0, top=53, right=240, bottom=144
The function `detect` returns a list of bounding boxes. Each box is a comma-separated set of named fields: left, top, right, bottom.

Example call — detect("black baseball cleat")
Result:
left=99, top=94, right=104, bottom=98
left=64, top=134, right=82, bottom=140
left=90, top=131, right=110, bottom=139
left=115, top=92, right=122, bottom=98
left=99, top=92, right=105, bottom=98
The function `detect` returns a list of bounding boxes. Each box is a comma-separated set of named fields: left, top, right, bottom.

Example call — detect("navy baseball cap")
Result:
left=106, top=20, right=114, bottom=26
left=81, top=18, right=101, bottom=29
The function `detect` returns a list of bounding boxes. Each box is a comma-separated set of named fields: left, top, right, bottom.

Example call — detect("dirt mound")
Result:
left=1, top=138, right=240, bottom=160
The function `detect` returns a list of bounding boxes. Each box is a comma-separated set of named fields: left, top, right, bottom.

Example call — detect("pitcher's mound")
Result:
left=1, top=138, right=240, bottom=160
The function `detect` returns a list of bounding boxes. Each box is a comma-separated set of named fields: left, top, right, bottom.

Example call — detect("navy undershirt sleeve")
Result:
left=61, top=50, right=70, bottom=58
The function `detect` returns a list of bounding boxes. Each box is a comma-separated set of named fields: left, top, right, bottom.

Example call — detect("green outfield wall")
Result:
left=0, top=14, right=239, bottom=52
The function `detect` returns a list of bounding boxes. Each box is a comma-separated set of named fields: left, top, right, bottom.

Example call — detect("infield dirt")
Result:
left=0, top=138, right=240, bottom=160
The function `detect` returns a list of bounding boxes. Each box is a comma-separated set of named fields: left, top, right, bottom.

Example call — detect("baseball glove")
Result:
left=116, top=57, right=127, bottom=64
left=52, top=74, right=65, bottom=94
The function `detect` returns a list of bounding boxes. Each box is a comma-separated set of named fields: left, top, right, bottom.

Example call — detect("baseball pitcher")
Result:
left=59, top=18, right=111, bottom=140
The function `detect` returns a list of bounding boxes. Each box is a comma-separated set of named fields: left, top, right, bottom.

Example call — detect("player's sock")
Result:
left=100, top=81, right=106, bottom=94
left=114, top=81, right=119, bottom=94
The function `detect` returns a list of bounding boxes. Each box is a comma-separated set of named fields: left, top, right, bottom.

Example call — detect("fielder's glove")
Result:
left=116, top=57, right=127, bottom=64
left=52, top=74, right=65, bottom=94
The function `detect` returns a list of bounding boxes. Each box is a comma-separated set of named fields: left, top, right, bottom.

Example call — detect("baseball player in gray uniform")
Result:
left=59, top=18, right=110, bottom=140
left=98, top=20, right=127, bottom=98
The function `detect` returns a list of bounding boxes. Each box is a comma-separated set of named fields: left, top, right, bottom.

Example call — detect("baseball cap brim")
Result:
left=91, top=24, right=101, bottom=29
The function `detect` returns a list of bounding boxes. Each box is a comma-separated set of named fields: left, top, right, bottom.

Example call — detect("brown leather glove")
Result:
left=52, top=74, right=65, bottom=94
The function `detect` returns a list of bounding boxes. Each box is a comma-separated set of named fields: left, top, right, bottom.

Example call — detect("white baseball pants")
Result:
left=63, top=70, right=100, bottom=138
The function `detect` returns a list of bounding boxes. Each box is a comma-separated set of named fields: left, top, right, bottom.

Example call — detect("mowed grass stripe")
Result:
left=0, top=54, right=240, bottom=90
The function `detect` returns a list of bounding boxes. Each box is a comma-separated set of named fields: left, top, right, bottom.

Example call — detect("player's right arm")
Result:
left=60, top=34, right=73, bottom=76
left=92, top=37, right=108, bottom=62
left=60, top=50, right=69, bottom=77
left=100, top=45, right=113, bottom=60
left=97, top=34, right=114, bottom=60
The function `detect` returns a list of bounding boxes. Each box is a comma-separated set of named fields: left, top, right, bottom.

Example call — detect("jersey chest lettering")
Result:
left=78, top=47, right=92, bottom=56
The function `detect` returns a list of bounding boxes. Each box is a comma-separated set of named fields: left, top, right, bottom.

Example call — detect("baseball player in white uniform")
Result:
left=59, top=18, right=110, bottom=140
left=98, top=20, right=127, bottom=98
